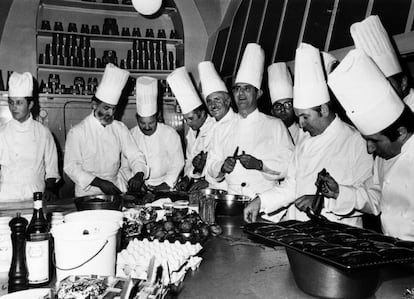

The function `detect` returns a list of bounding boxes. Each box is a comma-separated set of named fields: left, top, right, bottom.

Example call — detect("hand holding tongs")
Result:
left=306, top=168, right=328, bottom=222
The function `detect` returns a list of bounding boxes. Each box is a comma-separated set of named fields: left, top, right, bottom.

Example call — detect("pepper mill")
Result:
left=8, top=213, right=28, bottom=293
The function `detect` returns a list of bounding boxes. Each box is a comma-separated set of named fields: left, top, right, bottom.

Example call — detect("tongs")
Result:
left=306, top=168, right=328, bottom=222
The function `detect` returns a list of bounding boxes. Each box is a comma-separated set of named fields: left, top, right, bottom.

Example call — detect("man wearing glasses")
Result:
left=207, top=43, right=294, bottom=198
left=268, top=62, right=302, bottom=145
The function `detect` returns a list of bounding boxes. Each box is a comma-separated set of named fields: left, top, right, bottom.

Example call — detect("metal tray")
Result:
left=244, top=220, right=414, bottom=272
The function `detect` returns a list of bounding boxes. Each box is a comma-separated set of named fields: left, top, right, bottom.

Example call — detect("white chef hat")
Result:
left=136, top=76, right=158, bottom=117
left=198, top=61, right=228, bottom=99
left=350, top=15, right=402, bottom=77
left=267, top=62, right=293, bottom=104
left=293, top=43, right=330, bottom=109
left=328, top=49, right=404, bottom=135
left=8, top=72, right=33, bottom=97
left=95, top=63, right=130, bottom=105
left=235, top=43, right=265, bottom=90
left=322, top=51, right=339, bottom=75
left=166, top=67, right=202, bottom=114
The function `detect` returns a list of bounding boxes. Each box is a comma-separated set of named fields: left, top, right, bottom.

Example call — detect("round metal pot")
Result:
left=215, top=194, right=251, bottom=216
left=74, top=194, right=122, bottom=211
left=198, top=188, right=227, bottom=199
left=285, top=247, right=380, bottom=299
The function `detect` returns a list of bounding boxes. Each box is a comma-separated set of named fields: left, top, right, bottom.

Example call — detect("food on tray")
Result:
left=57, top=276, right=107, bottom=298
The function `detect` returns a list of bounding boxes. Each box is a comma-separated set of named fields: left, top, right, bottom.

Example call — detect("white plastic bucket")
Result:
left=64, top=210, right=123, bottom=227
left=51, top=221, right=119, bottom=282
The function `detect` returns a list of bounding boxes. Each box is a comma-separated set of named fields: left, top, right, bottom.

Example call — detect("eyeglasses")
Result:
left=273, top=101, right=293, bottom=111
left=232, top=85, right=254, bottom=94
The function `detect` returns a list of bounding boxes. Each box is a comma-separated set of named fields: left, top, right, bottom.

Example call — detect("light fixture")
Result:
left=132, top=0, right=163, bottom=15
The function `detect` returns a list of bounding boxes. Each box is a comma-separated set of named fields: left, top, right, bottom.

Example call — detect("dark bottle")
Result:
left=0, top=69, right=4, bottom=91
left=8, top=213, right=29, bottom=293
left=25, top=192, right=51, bottom=287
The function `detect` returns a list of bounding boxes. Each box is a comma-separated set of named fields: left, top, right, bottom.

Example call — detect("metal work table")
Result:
left=177, top=216, right=414, bottom=299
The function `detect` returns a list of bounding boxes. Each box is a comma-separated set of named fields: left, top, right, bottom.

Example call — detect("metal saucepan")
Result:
left=74, top=194, right=122, bottom=211
left=215, top=194, right=251, bottom=216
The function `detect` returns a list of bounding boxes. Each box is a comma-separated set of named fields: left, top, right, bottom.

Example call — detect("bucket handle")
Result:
left=53, top=239, right=108, bottom=271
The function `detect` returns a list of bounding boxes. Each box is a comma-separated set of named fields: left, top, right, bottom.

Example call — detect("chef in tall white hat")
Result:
left=198, top=61, right=236, bottom=190
left=244, top=43, right=373, bottom=228
left=0, top=71, right=60, bottom=202
left=64, top=63, right=148, bottom=196
left=350, top=15, right=414, bottom=112
left=129, top=76, right=184, bottom=191
left=268, top=62, right=301, bottom=144
left=167, top=67, right=216, bottom=191
left=326, top=48, right=414, bottom=240
left=208, top=43, right=293, bottom=198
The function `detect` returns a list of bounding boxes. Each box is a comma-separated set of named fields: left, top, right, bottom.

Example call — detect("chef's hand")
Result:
left=220, top=156, right=237, bottom=174
left=128, top=172, right=145, bottom=193
left=244, top=196, right=261, bottom=223
left=91, top=177, right=121, bottom=195
left=316, top=171, right=339, bottom=199
left=238, top=151, right=263, bottom=170
left=152, top=182, right=170, bottom=192
left=43, top=178, right=58, bottom=202
left=192, top=151, right=207, bottom=174
left=294, top=195, right=318, bottom=212
left=189, top=179, right=209, bottom=191
left=176, top=176, right=190, bottom=191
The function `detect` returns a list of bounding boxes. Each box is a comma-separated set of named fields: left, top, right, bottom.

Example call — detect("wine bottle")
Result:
left=26, top=192, right=51, bottom=287
left=8, top=213, right=28, bottom=293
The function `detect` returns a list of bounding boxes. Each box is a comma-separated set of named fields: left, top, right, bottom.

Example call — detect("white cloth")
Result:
left=95, top=63, right=129, bottom=105
left=184, top=115, right=216, bottom=180
left=207, top=109, right=237, bottom=190
left=0, top=116, right=59, bottom=201
left=136, top=76, right=158, bottom=117
left=260, top=117, right=373, bottom=228
left=8, top=72, right=33, bottom=97
left=352, top=136, right=414, bottom=241
left=288, top=122, right=306, bottom=145
left=404, top=88, right=414, bottom=112
left=64, top=113, right=148, bottom=196
left=207, top=109, right=294, bottom=198
left=198, top=61, right=228, bottom=99
left=130, top=123, right=184, bottom=187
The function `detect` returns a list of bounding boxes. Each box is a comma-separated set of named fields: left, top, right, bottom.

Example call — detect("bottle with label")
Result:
left=26, top=192, right=51, bottom=287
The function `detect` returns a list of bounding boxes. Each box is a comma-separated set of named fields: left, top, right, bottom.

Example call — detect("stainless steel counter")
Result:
left=176, top=216, right=414, bottom=299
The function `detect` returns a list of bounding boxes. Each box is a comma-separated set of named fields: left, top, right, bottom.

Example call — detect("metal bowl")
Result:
left=198, top=188, right=228, bottom=199
left=74, top=194, right=122, bottom=211
left=215, top=194, right=251, bottom=216
left=286, top=247, right=380, bottom=299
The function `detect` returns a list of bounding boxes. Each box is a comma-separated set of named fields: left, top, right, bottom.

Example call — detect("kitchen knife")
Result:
left=233, top=146, right=239, bottom=159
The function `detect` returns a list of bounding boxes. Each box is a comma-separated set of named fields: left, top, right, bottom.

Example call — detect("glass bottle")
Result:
left=25, top=192, right=51, bottom=287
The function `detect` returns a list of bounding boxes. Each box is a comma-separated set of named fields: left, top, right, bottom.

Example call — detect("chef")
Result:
left=129, top=76, right=184, bottom=191
left=244, top=43, right=373, bottom=227
left=351, top=15, right=414, bottom=111
left=64, top=63, right=148, bottom=196
left=327, top=49, right=414, bottom=241
left=198, top=61, right=236, bottom=190
left=0, top=72, right=59, bottom=201
left=268, top=62, right=302, bottom=144
left=207, top=43, right=294, bottom=198
left=167, top=67, right=216, bottom=191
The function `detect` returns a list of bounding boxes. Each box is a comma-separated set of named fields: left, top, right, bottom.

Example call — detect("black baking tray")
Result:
left=244, top=220, right=414, bottom=272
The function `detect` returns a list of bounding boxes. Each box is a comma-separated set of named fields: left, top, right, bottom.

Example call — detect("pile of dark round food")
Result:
left=144, top=211, right=222, bottom=244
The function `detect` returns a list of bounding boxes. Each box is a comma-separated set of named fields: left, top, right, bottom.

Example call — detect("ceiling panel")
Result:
left=221, top=0, right=250, bottom=77
left=371, top=0, right=411, bottom=35
left=302, top=0, right=335, bottom=50
left=259, top=0, right=284, bottom=66
left=276, top=0, right=307, bottom=61
left=329, top=0, right=369, bottom=50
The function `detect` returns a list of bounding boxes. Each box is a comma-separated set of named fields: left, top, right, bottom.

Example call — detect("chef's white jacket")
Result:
left=288, top=122, right=306, bottom=145
left=260, top=117, right=373, bottom=228
left=184, top=114, right=216, bottom=180
left=130, top=123, right=184, bottom=188
left=207, top=109, right=237, bottom=190
left=0, top=115, right=59, bottom=201
left=403, top=88, right=414, bottom=112
left=352, top=135, right=414, bottom=240
left=64, top=113, right=148, bottom=196
left=207, top=109, right=294, bottom=198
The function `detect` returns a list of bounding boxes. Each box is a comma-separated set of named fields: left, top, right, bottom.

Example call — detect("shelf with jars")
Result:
left=36, top=0, right=184, bottom=97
